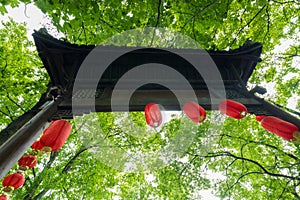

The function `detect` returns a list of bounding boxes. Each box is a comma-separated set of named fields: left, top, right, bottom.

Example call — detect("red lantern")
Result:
left=0, top=194, right=7, bottom=200
left=2, top=173, right=25, bottom=192
left=31, top=140, right=43, bottom=151
left=255, top=115, right=266, bottom=122
left=183, top=101, right=206, bottom=123
left=218, top=99, right=248, bottom=119
left=144, top=103, right=162, bottom=128
left=261, top=116, right=299, bottom=141
left=18, top=155, right=37, bottom=171
left=39, top=120, right=72, bottom=152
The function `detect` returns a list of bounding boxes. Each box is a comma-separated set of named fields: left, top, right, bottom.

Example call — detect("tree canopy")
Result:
left=0, top=0, right=299, bottom=199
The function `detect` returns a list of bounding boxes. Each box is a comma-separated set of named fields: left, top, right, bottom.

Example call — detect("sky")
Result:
left=1, top=3, right=59, bottom=40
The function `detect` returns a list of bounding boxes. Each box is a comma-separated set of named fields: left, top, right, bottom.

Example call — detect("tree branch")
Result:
left=62, top=146, right=92, bottom=173
left=4, top=106, right=14, bottom=121
left=230, top=4, right=266, bottom=47
left=150, top=0, right=162, bottom=46
left=223, top=151, right=300, bottom=180
left=181, top=0, right=219, bottom=30
left=33, top=189, right=48, bottom=200
left=1, top=60, right=7, bottom=78
left=178, top=155, right=197, bottom=185
left=0, top=109, right=12, bottom=120
left=272, top=0, right=300, bottom=4
left=6, top=93, right=26, bottom=112
left=24, top=152, right=59, bottom=200
left=277, top=180, right=291, bottom=199
left=154, top=0, right=162, bottom=28
left=263, top=2, right=271, bottom=42
left=82, top=22, right=87, bottom=45
left=187, top=151, right=300, bottom=180
left=216, top=133, right=299, bottom=161
left=224, top=171, right=263, bottom=195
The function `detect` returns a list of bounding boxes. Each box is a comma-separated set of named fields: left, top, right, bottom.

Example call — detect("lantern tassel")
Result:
left=292, top=132, right=300, bottom=144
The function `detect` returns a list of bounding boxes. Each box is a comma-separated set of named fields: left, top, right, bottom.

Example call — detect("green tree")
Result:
left=0, top=18, right=48, bottom=129
left=0, top=0, right=300, bottom=199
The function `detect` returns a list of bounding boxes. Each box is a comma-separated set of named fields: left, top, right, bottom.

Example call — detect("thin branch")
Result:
left=292, top=181, right=300, bottom=198
left=224, top=171, right=263, bottom=195
left=181, top=0, right=219, bottom=30
left=0, top=109, right=11, bottom=119
left=25, top=152, right=59, bottom=199
left=33, top=189, right=48, bottom=200
left=187, top=151, right=300, bottom=180
left=32, top=167, right=36, bottom=178
left=277, top=180, right=291, bottom=200
left=6, top=94, right=26, bottom=112
left=62, top=146, right=92, bottom=173
left=5, top=106, right=14, bottom=121
left=272, top=0, right=300, bottom=4
left=276, top=54, right=300, bottom=59
left=178, top=155, right=197, bottom=185
left=82, top=22, right=87, bottom=45
left=150, top=0, right=162, bottom=46
left=216, top=133, right=299, bottom=161
left=225, top=151, right=300, bottom=180
left=225, top=159, right=238, bottom=177
left=154, top=0, right=162, bottom=28
left=263, top=3, right=271, bottom=42
left=99, top=17, right=118, bottom=32
left=63, top=186, right=70, bottom=199
left=230, top=4, right=266, bottom=47
left=1, top=60, right=7, bottom=78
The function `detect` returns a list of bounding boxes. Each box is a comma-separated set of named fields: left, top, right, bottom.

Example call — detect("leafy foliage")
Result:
left=0, top=0, right=300, bottom=199
left=0, top=19, right=48, bottom=129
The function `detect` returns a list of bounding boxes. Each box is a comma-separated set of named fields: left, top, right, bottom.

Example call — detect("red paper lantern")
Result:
left=18, top=155, right=37, bottom=171
left=0, top=194, right=7, bottom=200
left=255, top=115, right=266, bottom=122
left=40, top=120, right=72, bottom=152
left=2, top=173, right=25, bottom=192
left=31, top=140, right=43, bottom=151
left=219, top=99, right=248, bottom=119
left=183, top=101, right=206, bottom=123
left=144, top=103, right=162, bottom=128
left=261, top=116, right=299, bottom=141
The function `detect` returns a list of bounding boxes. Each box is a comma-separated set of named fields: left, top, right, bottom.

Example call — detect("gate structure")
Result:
left=0, top=31, right=299, bottom=178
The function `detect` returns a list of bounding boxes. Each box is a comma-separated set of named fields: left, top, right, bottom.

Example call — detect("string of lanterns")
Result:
left=144, top=100, right=300, bottom=142
left=0, top=120, right=72, bottom=200
left=2, top=100, right=299, bottom=199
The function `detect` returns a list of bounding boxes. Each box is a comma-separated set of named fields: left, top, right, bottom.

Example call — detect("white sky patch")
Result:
left=126, top=11, right=133, bottom=17
left=145, top=173, right=156, bottom=182
left=287, top=96, right=299, bottom=109
left=197, top=189, right=220, bottom=200
left=145, top=173, right=158, bottom=187
left=112, top=195, right=121, bottom=200
left=1, top=3, right=61, bottom=40
left=264, top=82, right=277, bottom=97
left=274, top=39, right=295, bottom=53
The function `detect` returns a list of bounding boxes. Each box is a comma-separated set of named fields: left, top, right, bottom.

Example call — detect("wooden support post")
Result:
left=0, top=98, right=61, bottom=179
